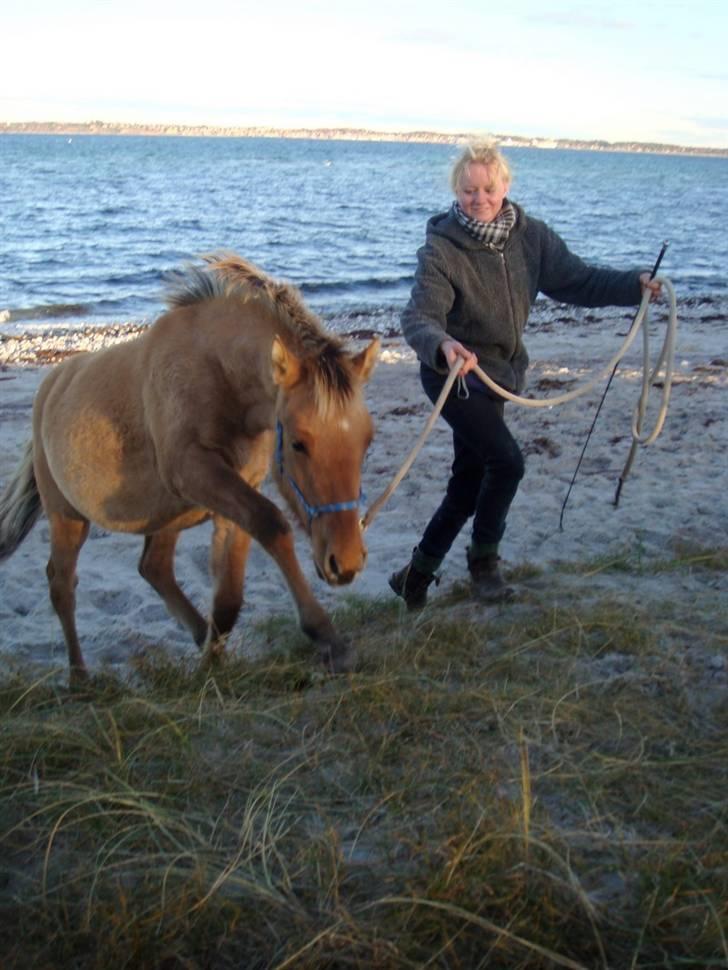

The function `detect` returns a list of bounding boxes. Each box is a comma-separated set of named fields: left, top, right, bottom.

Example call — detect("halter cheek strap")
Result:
left=275, top=422, right=363, bottom=529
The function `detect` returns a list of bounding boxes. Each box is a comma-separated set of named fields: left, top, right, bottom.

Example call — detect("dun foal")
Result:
left=0, top=255, right=379, bottom=683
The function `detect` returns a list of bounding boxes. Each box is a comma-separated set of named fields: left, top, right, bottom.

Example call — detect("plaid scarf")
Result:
left=452, top=200, right=517, bottom=249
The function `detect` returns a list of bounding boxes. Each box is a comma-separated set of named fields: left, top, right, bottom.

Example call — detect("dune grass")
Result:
left=0, top=549, right=726, bottom=968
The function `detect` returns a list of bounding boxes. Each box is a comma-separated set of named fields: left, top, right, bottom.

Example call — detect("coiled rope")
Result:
left=361, top=277, right=677, bottom=531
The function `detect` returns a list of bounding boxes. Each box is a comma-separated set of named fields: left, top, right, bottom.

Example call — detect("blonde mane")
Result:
left=165, top=253, right=352, bottom=406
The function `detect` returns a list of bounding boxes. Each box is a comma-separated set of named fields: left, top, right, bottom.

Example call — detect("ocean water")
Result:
left=1, top=133, right=727, bottom=335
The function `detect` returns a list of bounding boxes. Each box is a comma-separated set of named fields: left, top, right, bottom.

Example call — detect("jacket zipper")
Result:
left=496, top=249, right=519, bottom=358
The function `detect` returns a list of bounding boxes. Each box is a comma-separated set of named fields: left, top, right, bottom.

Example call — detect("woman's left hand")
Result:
left=440, top=338, right=478, bottom=375
left=640, top=272, right=662, bottom=302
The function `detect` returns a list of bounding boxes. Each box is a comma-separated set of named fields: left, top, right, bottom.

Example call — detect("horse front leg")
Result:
left=138, top=532, right=208, bottom=647
left=169, top=448, right=354, bottom=673
left=266, top=525, right=355, bottom=672
left=203, top=517, right=252, bottom=660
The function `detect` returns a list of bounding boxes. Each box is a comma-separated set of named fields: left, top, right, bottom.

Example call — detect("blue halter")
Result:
left=275, top=422, right=363, bottom=528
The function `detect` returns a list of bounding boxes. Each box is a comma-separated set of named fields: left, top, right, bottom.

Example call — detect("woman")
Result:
left=389, top=139, right=661, bottom=609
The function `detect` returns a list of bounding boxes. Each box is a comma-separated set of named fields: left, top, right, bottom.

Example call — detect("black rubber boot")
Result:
left=389, top=551, right=439, bottom=611
left=467, top=549, right=515, bottom=603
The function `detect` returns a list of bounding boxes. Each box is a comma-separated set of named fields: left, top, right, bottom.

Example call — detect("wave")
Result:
left=104, top=268, right=165, bottom=287
left=0, top=302, right=91, bottom=324
left=2, top=270, right=723, bottom=338
left=300, top=275, right=412, bottom=297
left=528, top=291, right=728, bottom=329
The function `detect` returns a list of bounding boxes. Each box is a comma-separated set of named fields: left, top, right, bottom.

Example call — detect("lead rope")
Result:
left=361, top=276, right=677, bottom=532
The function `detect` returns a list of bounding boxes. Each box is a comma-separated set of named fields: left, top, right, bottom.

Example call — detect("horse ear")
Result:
left=271, top=336, right=302, bottom=389
left=350, top=337, right=380, bottom=383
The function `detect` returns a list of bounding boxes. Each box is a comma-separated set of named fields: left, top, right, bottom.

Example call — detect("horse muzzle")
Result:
left=313, top=521, right=368, bottom=586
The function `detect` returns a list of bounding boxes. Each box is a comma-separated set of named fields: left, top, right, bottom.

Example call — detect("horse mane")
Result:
left=164, top=253, right=352, bottom=406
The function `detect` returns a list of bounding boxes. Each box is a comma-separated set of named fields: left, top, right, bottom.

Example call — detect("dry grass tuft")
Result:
left=1, top=546, right=726, bottom=968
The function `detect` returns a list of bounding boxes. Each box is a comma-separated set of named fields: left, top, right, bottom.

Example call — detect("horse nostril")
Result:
left=329, top=554, right=340, bottom=577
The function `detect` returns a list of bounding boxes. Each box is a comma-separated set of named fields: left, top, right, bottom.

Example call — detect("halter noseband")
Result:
left=275, top=422, right=363, bottom=529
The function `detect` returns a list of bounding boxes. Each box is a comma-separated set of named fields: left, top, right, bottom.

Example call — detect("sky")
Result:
left=3, top=0, right=727, bottom=149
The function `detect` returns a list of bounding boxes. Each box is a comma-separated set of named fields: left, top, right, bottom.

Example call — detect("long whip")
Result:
left=559, top=241, right=670, bottom=527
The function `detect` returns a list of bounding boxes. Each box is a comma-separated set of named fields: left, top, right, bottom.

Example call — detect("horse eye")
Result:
left=291, top=440, right=308, bottom=455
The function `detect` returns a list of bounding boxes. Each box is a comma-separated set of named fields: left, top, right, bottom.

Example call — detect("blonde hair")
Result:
left=449, top=139, right=512, bottom=193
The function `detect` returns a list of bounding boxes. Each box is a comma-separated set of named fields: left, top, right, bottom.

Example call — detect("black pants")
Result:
left=418, top=364, right=525, bottom=562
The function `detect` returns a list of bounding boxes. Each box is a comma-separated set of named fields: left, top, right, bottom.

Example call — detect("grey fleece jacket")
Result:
left=400, top=203, right=644, bottom=393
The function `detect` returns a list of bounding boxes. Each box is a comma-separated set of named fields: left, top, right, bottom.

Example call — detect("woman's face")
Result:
left=456, top=162, right=509, bottom=222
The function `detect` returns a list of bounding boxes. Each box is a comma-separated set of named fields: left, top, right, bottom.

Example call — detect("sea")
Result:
left=1, top=133, right=727, bottom=337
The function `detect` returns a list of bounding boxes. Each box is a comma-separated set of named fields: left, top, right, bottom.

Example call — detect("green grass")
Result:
left=1, top=548, right=726, bottom=968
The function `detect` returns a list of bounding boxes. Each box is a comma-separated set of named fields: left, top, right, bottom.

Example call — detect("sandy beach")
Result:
left=1, top=311, right=726, bottom=677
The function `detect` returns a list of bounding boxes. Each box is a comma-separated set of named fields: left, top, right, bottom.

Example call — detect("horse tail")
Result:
left=0, top=441, right=43, bottom=562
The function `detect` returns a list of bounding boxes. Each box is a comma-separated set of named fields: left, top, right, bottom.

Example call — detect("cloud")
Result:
left=688, top=116, right=728, bottom=131
left=388, top=27, right=481, bottom=54
left=529, top=10, right=633, bottom=31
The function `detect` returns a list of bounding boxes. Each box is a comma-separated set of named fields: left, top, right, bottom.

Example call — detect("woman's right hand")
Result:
left=440, top=338, right=478, bottom=375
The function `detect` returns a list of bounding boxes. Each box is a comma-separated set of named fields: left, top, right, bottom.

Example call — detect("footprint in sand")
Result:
left=186, top=544, right=211, bottom=578
left=135, top=602, right=172, bottom=624
left=87, top=588, right=141, bottom=615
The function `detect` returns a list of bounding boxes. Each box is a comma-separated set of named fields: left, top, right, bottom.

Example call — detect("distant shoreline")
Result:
left=2, top=120, right=727, bottom=158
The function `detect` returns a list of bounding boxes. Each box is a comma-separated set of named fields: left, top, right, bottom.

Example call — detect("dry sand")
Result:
left=1, top=313, right=726, bottom=678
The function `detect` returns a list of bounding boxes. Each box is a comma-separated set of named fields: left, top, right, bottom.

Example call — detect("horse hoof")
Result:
left=200, top=647, right=225, bottom=670
left=69, top=666, right=90, bottom=689
left=319, top=638, right=357, bottom=674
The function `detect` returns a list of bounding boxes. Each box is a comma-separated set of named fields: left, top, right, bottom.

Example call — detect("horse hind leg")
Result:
left=46, top=513, right=90, bottom=685
left=138, top=532, right=208, bottom=647
left=203, top=518, right=252, bottom=659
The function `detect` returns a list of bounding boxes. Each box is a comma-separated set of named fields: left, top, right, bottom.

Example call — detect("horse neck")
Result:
left=208, top=297, right=344, bottom=414
left=197, top=306, right=276, bottom=406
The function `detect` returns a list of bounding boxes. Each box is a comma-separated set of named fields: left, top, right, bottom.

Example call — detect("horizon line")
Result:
left=2, top=119, right=727, bottom=157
